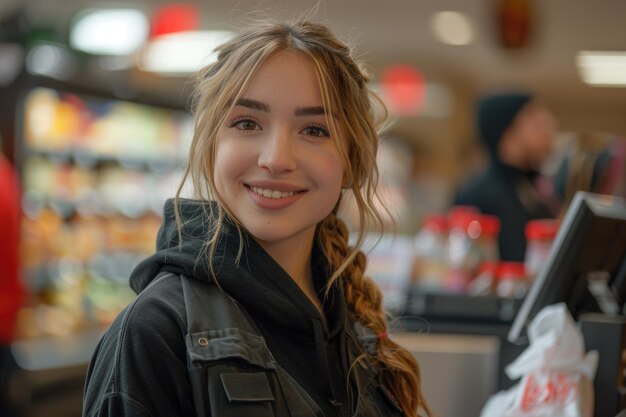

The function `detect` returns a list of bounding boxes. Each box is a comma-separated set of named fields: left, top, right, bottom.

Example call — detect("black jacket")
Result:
left=82, top=199, right=403, bottom=417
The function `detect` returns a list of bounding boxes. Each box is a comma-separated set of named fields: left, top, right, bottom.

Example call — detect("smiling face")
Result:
left=214, top=49, right=345, bottom=252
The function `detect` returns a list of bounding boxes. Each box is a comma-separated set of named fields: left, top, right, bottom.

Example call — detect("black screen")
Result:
left=508, top=191, right=626, bottom=343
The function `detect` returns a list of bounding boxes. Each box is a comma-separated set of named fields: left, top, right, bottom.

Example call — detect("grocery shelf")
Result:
left=12, top=328, right=104, bottom=372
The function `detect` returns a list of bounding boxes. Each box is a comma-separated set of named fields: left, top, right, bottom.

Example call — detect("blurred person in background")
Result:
left=0, top=135, right=25, bottom=417
left=554, top=132, right=626, bottom=217
left=453, top=92, right=558, bottom=262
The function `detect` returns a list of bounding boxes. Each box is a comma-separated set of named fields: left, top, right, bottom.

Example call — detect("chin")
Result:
left=244, top=221, right=317, bottom=248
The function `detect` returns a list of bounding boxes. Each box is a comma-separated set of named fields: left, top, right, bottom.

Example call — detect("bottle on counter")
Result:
left=475, top=214, right=501, bottom=263
left=524, top=219, right=559, bottom=282
left=496, top=261, right=528, bottom=299
left=444, top=206, right=483, bottom=293
left=466, top=261, right=499, bottom=296
left=411, top=213, right=449, bottom=293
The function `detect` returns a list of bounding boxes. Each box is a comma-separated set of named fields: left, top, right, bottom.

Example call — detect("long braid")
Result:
left=318, top=212, right=432, bottom=417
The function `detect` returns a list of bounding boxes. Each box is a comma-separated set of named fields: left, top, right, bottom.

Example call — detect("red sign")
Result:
left=381, top=65, right=425, bottom=116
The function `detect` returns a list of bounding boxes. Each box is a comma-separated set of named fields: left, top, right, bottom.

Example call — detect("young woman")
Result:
left=83, top=18, right=431, bottom=417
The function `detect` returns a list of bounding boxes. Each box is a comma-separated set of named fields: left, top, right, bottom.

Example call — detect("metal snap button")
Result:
left=198, top=337, right=209, bottom=346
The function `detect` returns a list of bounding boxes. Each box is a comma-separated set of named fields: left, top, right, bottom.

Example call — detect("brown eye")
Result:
left=301, top=124, right=330, bottom=138
left=230, top=117, right=261, bottom=131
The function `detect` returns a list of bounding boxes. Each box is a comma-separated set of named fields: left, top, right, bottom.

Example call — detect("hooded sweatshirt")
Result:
left=83, top=199, right=378, bottom=417
left=454, top=93, right=553, bottom=262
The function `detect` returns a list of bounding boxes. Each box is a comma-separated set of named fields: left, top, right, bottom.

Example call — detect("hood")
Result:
left=129, top=198, right=346, bottom=340
left=477, top=92, right=532, bottom=161
left=130, top=199, right=214, bottom=290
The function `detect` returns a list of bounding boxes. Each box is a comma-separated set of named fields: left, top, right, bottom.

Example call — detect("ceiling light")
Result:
left=577, top=51, right=626, bottom=86
left=70, top=9, right=149, bottom=56
left=431, top=11, right=473, bottom=46
left=139, top=30, right=234, bottom=75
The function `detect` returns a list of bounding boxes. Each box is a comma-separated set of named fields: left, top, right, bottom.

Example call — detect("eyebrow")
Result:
left=235, top=98, right=327, bottom=117
left=235, top=98, right=270, bottom=112
left=295, top=106, right=327, bottom=116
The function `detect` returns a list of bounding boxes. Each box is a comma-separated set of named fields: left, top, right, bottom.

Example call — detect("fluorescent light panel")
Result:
left=577, top=51, right=626, bottom=86
left=139, top=30, right=234, bottom=75
left=70, top=9, right=149, bottom=56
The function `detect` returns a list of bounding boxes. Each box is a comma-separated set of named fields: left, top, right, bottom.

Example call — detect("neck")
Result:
left=255, top=229, right=322, bottom=311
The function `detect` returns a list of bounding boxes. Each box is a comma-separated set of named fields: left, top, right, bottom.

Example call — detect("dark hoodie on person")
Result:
left=82, top=199, right=399, bottom=417
left=453, top=93, right=553, bottom=262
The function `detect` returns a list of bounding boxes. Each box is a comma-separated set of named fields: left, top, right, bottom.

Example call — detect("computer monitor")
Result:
left=508, top=191, right=626, bottom=343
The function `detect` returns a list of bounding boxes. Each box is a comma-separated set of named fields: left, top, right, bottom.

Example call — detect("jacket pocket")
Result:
left=197, top=367, right=276, bottom=417
left=206, top=372, right=275, bottom=417
left=221, top=372, right=275, bottom=402
left=187, top=329, right=279, bottom=417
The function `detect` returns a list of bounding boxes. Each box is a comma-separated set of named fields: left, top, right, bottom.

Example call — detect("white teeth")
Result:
left=251, top=187, right=295, bottom=199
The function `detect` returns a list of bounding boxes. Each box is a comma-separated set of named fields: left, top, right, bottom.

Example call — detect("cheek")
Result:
left=213, top=141, right=248, bottom=191
left=316, top=153, right=345, bottom=195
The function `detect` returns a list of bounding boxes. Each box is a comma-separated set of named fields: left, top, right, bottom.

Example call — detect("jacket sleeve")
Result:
left=83, top=277, right=194, bottom=417
left=85, top=393, right=153, bottom=417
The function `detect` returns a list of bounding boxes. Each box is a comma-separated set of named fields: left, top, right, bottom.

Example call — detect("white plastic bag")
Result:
left=480, top=303, right=598, bottom=417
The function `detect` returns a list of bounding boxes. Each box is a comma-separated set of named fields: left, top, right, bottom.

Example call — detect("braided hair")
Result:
left=317, top=211, right=431, bottom=417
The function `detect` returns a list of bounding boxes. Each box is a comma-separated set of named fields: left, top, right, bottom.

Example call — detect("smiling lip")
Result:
left=244, top=182, right=306, bottom=210
left=250, top=186, right=296, bottom=199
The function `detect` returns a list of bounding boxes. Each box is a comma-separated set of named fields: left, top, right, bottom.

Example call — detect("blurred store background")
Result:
left=1, top=1, right=625, bottom=416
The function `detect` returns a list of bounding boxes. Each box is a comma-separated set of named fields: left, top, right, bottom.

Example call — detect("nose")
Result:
left=258, top=127, right=297, bottom=174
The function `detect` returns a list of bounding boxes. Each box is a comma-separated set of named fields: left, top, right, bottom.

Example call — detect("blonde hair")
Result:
left=175, top=18, right=431, bottom=417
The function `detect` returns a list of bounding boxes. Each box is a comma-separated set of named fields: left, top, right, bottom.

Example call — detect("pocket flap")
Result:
left=186, top=328, right=276, bottom=370
left=221, top=372, right=275, bottom=403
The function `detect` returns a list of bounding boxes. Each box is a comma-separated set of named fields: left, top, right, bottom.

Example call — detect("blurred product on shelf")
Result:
left=22, top=157, right=186, bottom=219
left=443, top=206, right=501, bottom=293
left=523, top=219, right=559, bottom=282
left=17, top=209, right=160, bottom=339
left=15, top=86, right=193, bottom=342
left=412, top=213, right=449, bottom=292
left=466, top=261, right=499, bottom=296
left=475, top=215, right=501, bottom=262
left=409, top=204, right=557, bottom=300
left=495, top=262, right=527, bottom=299
left=23, top=88, right=192, bottom=162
